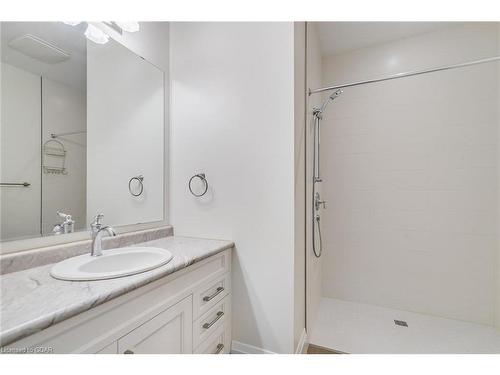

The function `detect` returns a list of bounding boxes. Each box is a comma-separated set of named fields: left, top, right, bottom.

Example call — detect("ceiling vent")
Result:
left=8, top=34, right=70, bottom=64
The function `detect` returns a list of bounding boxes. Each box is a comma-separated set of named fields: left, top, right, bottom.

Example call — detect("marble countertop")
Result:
left=0, top=236, right=233, bottom=347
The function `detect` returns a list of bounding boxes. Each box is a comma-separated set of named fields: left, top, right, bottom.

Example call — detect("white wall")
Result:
left=0, top=63, right=41, bottom=240
left=305, top=23, right=324, bottom=332
left=320, top=23, right=498, bottom=325
left=170, top=22, right=296, bottom=353
left=41, top=78, right=86, bottom=234
left=87, top=39, right=164, bottom=227
left=99, top=22, right=169, bottom=72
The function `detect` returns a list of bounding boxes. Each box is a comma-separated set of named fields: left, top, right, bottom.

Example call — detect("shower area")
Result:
left=305, top=22, right=500, bottom=353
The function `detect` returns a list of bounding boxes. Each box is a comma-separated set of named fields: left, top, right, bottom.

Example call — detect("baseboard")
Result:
left=295, top=328, right=308, bottom=354
left=231, top=340, right=276, bottom=354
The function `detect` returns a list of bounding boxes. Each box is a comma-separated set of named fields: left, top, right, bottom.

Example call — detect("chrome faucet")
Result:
left=53, top=211, right=75, bottom=235
left=90, top=214, right=116, bottom=257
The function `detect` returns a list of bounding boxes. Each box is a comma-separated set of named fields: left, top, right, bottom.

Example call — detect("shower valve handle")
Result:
left=314, top=193, right=327, bottom=211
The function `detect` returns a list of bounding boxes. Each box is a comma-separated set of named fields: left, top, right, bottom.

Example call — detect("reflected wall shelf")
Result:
left=43, top=139, right=67, bottom=175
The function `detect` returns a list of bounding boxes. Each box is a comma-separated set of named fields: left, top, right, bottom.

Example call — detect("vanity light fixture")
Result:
left=61, top=21, right=139, bottom=45
left=114, top=22, right=140, bottom=33
left=61, top=22, right=110, bottom=45
left=84, top=24, right=110, bottom=44
left=61, top=21, right=139, bottom=44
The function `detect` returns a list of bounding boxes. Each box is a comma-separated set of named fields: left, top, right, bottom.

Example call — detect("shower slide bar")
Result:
left=309, top=55, right=500, bottom=95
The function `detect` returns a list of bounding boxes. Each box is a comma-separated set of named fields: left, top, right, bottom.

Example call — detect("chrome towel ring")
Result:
left=129, top=175, right=144, bottom=197
left=189, top=173, right=208, bottom=197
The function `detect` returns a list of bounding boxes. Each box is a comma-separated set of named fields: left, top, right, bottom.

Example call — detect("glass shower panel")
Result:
left=0, top=63, right=42, bottom=240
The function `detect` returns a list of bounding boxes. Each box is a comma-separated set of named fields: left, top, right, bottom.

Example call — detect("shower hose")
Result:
left=313, top=214, right=322, bottom=258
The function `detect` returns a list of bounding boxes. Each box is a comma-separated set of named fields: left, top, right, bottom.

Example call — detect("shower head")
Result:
left=329, top=89, right=343, bottom=100
left=314, top=89, right=343, bottom=118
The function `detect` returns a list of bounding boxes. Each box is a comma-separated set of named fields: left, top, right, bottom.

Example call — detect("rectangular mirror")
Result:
left=0, top=22, right=164, bottom=244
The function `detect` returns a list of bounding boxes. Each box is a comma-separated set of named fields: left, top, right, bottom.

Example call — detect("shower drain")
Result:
left=394, top=320, right=408, bottom=327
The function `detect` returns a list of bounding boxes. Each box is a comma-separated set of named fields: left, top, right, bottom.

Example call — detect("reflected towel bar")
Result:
left=50, top=130, right=86, bottom=139
left=0, top=182, right=31, bottom=187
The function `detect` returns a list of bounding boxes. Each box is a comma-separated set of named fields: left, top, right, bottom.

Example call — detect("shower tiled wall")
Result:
left=320, top=23, right=498, bottom=325
left=306, top=22, right=325, bottom=331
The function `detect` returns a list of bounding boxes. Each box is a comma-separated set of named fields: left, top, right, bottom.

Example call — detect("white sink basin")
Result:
left=50, top=247, right=173, bottom=281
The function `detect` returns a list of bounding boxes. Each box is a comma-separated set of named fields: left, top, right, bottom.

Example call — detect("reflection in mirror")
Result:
left=86, top=37, right=164, bottom=227
left=1, top=22, right=165, bottom=244
left=1, top=22, right=87, bottom=241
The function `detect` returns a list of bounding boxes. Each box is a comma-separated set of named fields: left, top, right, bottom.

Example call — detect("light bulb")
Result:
left=84, top=24, right=109, bottom=44
left=114, top=22, right=140, bottom=33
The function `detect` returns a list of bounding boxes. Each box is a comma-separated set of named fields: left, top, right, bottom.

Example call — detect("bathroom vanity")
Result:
left=0, top=232, right=233, bottom=354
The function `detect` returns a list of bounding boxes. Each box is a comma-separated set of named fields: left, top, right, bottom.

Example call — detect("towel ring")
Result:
left=129, top=175, right=144, bottom=197
left=189, top=173, right=208, bottom=197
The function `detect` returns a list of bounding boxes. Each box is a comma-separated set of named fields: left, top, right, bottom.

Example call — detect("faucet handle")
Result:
left=314, top=193, right=327, bottom=211
left=57, top=211, right=74, bottom=224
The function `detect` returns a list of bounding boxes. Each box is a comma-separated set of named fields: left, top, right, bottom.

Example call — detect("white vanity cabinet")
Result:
left=6, top=249, right=232, bottom=354
left=117, top=296, right=193, bottom=354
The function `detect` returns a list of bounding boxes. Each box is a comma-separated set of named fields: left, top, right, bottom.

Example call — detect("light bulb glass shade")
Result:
left=114, top=22, right=140, bottom=33
left=84, top=24, right=109, bottom=44
left=62, top=21, right=81, bottom=26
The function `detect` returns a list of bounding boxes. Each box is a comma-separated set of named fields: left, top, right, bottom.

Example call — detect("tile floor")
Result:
left=309, top=297, right=500, bottom=354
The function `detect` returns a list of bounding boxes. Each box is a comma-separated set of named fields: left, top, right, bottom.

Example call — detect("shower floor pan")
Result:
left=309, top=297, right=500, bottom=354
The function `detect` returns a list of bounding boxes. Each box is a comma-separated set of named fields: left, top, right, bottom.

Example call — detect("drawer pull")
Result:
left=202, top=311, right=224, bottom=329
left=214, top=343, right=224, bottom=354
left=203, top=286, right=224, bottom=302
left=124, top=349, right=134, bottom=354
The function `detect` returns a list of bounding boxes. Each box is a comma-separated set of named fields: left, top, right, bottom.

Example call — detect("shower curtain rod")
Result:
left=308, top=55, right=500, bottom=95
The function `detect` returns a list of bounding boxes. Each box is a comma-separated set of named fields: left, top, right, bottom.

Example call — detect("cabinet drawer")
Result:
left=193, top=295, right=231, bottom=348
left=117, top=296, right=193, bottom=354
left=194, top=322, right=231, bottom=354
left=193, top=273, right=230, bottom=319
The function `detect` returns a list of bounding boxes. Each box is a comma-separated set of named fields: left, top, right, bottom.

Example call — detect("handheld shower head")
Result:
left=329, top=89, right=343, bottom=100
left=314, top=89, right=343, bottom=118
